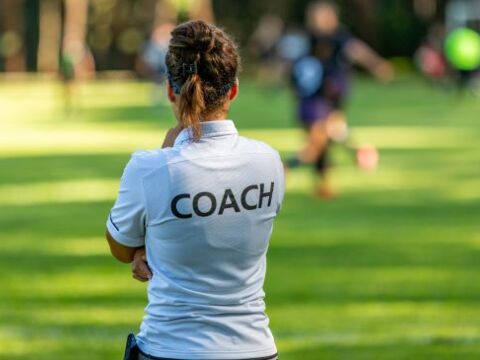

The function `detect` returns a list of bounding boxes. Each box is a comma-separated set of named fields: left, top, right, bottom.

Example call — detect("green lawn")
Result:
left=0, top=77, right=479, bottom=359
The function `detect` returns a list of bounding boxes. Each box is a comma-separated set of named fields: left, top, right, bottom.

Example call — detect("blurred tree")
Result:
left=0, top=0, right=453, bottom=72
left=0, top=0, right=26, bottom=71
left=376, top=0, right=429, bottom=57
left=24, top=0, right=39, bottom=72
left=62, top=0, right=94, bottom=78
left=348, top=0, right=379, bottom=48
left=213, top=0, right=449, bottom=59
left=414, top=0, right=438, bottom=19
left=188, top=0, right=215, bottom=22
left=37, top=0, right=61, bottom=72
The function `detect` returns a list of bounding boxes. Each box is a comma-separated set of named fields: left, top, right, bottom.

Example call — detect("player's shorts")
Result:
left=297, top=75, right=349, bottom=128
left=298, top=97, right=334, bottom=127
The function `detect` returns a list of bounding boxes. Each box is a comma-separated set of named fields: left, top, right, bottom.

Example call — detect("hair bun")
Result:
left=166, top=20, right=240, bottom=141
left=194, top=31, right=216, bottom=53
left=171, top=21, right=216, bottom=54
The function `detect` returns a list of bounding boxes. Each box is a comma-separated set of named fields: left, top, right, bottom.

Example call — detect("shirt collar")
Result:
left=174, top=120, right=238, bottom=146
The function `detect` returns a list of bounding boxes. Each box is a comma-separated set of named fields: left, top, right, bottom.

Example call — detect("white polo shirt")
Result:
left=107, top=120, right=284, bottom=359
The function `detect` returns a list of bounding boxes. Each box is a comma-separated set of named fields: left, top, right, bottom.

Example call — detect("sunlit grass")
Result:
left=0, top=180, right=118, bottom=205
left=0, top=78, right=479, bottom=359
left=1, top=126, right=478, bottom=158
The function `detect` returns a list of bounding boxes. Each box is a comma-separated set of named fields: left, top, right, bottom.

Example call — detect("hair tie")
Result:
left=182, top=62, right=198, bottom=76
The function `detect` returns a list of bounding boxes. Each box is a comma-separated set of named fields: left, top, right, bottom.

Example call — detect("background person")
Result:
left=135, top=22, right=175, bottom=106
left=106, top=20, right=284, bottom=360
left=287, top=0, right=393, bottom=198
left=59, top=0, right=95, bottom=112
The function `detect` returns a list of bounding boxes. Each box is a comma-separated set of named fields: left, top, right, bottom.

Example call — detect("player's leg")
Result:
left=313, top=110, right=348, bottom=199
left=314, top=143, right=336, bottom=199
left=286, top=97, right=331, bottom=168
left=325, top=110, right=380, bottom=171
left=299, top=119, right=329, bottom=163
left=285, top=111, right=337, bottom=198
left=326, top=110, right=348, bottom=143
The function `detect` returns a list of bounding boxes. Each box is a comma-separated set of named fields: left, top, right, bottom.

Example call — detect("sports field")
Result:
left=0, top=77, right=479, bottom=359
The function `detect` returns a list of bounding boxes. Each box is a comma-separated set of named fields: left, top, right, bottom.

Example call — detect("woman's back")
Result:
left=106, top=20, right=284, bottom=360
left=126, top=120, right=284, bottom=358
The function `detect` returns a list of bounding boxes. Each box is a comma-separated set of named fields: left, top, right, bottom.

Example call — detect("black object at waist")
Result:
left=138, top=349, right=279, bottom=360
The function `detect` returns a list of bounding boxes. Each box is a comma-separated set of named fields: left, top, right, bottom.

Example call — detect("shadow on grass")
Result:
left=281, top=342, right=480, bottom=360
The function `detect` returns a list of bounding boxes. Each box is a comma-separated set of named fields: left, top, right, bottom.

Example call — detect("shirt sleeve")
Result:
left=106, top=155, right=146, bottom=247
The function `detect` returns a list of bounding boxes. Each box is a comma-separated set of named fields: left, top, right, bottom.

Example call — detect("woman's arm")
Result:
left=107, top=125, right=181, bottom=272
left=106, top=231, right=152, bottom=281
left=106, top=230, right=140, bottom=263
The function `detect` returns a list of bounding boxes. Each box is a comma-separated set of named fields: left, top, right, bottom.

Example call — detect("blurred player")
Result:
left=415, top=23, right=448, bottom=83
left=60, top=0, right=95, bottom=112
left=136, top=0, right=216, bottom=105
left=136, top=23, right=175, bottom=105
left=287, top=1, right=393, bottom=198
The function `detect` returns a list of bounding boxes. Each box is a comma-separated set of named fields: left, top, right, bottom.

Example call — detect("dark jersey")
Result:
left=309, top=27, right=352, bottom=74
left=292, top=27, right=353, bottom=101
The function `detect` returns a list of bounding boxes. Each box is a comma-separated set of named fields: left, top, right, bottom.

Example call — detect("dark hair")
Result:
left=166, top=20, right=240, bottom=140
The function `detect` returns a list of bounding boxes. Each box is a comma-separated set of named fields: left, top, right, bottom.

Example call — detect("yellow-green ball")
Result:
left=445, top=28, right=480, bottom=71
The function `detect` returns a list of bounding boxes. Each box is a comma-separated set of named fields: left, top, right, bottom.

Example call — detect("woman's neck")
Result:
left=201, top=108, right=229, bottom=122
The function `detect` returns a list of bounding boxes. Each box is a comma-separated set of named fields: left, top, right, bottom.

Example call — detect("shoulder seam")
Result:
left=157, top=150, right=279, bottom=169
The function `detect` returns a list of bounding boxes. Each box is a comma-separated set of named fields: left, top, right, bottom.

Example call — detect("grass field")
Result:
left=0, top=77, right=479, bottom=359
